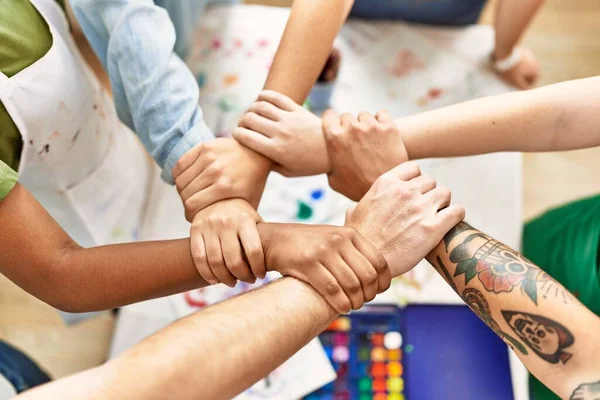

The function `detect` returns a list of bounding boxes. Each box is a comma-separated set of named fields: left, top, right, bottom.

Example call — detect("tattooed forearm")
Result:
left=445, top=222, right=569, bottom=305
left=462, top=287, right=528, bottom=355
left=570, top=380, right=600, bottom=400
left=429, top=221, right=600, bottom=398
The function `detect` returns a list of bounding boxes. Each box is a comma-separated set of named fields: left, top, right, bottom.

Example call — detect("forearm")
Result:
left=263, top=0, right=353, bottom=103
left=493, top=0, right=544, bottom=59
left=426, top=222, right=600, bottom=398
left=399, top=77, right=600, bottom=159
left=71, top=0, right=215, bottom=183
left=19, top=278, right=336, bottom=400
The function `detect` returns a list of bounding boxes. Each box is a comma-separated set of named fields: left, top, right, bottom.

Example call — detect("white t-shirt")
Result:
left=0, top=373, right=16, bottom=399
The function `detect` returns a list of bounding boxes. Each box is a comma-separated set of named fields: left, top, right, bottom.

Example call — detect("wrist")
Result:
left=491, top=47, right=522, bottom=72
left=257, top=223, right=275, bottom=271
left=493, top=46, right=513, bottom=61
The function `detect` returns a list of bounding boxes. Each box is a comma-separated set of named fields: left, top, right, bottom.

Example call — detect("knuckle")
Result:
left=403, top=160, right=421, bottom=174
left=191, top=249, right=207, bottom=264
left=347, top=280, right=362, bottom=293
left=300, top=250, right=317, bottom=264
left=365, top=268, right=379, bottom=284
left=439, top=186, right=451, bottom=197
left=203, top=152, right=216, bottom=164
left=328, top=233, right=344, bottom=246
left=326, top=281, right=341, bottom=296
left=246, top=246, right=262, bottom=258
left=218, top=215, right=234, bottom=228
left=208, top=256, right=224, bottom=268
left=217, top=176, right=233, bottom=192
left=229, top=260, right=245, bottom=273
left=184, top=198, right=198, bottom=214
left=339, top=300, right=352, bottom=314
left=316, top=244, right=329, bottom=257
left=256, top=101, right=270, bottom=113
left=375, top=255, right=389, bottom=272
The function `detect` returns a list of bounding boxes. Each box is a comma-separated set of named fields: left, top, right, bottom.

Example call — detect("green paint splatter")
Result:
left=296, top=201, right=313, bottom=220
left=405, top=344, right=414, bottom=354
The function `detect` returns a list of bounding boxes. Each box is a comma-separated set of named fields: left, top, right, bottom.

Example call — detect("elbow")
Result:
left=44, top=244, right=101, bottom=314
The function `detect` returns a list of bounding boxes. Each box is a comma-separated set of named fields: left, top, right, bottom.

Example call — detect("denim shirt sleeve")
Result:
left=70, top=0, right=215, bottom=184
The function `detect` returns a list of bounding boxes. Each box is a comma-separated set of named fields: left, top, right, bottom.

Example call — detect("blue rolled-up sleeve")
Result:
left=71, top=0, right=215, bottom=184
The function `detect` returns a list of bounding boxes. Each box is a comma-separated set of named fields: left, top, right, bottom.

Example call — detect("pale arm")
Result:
left=399, top=77, right=600, bottom=160
left=263, top=0, right=354, bottom=103
left=493, top=0, right=544, bottom=59
left=17, top=277, right=337, bottom=400
left=427, top=222, right=600, bottom=399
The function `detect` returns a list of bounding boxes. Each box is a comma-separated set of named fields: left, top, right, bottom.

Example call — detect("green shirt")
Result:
left=0, top=159, right=18, bottom=201
left=0, top=0, right=65, bottom=171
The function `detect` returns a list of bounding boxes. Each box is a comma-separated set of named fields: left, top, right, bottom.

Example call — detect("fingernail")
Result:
left=208, top=279, right=218, bottom=285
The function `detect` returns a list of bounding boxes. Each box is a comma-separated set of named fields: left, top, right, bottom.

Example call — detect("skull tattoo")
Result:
left=502, top=311, right=573, bottom=364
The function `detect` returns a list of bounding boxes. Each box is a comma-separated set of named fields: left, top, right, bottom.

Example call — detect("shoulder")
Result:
left=0, top=1, right=53, bottom=77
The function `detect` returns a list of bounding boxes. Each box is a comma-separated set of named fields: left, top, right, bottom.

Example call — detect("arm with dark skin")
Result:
left=0, top=184, right=391, bottom=314
left=427, top=222, right=600, bottom=399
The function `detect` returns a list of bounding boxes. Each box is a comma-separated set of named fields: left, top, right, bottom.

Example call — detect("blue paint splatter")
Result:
left=311, top=189, right=324, bottom=201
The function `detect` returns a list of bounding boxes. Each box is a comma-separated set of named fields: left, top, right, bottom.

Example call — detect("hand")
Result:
left=233, top=90, right=330, bottom=177
left=346, top=162, right=466, bottom=277
left=173, top=138, right=271, bottom=220
left=494, top=47, right=540, bottom=90
left=258, top=223, right=390, bottom=314
left=191, top=199, right=265, bottom=287
left=323, top=110, right=409, bottom=201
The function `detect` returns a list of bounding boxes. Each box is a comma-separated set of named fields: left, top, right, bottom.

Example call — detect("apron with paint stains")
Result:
left=0, top=0, right=154, bottom=249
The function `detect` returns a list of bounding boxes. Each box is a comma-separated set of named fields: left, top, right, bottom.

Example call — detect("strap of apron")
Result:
left=0, top=72, right=18, bottom=101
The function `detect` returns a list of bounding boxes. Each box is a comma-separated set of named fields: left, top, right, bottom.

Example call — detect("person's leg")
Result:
left=0, top=341, right=51, bottom=394
left=349, top=0, right=487, bottom=25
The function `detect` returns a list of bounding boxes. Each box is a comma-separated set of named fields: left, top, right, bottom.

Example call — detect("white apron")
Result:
left=0, top=0, right=154, bottom=248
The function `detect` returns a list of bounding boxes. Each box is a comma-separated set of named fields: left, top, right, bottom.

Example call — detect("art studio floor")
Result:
left=0, top=0, right=599, bottom=385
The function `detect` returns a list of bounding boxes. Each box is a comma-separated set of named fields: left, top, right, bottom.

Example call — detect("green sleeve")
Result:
left=0, top=159, right=18, bottom=201
left=0, top=0, right=60, bottom=171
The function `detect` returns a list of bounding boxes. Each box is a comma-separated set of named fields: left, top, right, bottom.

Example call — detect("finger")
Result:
left=220, top=230, right=255, bottom=283
left=386, top=161, right=421, bottom=181
left=424, top=186, right=452, bottom=211
left=340, top=113, right=356, bottom=128
left=375, top=110, right=393, bottom=125
left=184, top=184, right=226, bottom=216
left=180, top=171, right=215, bottom=203
left=411, top=174, right=437, bottom=194
left=204, top=232, right=237, bottom=287
left=342, top=243, right=379, bottom=303
left=310, top=263, right=353, bottom=314
left=351, top=233, right=391, bottom=293
left=248, top=101, right=283, bottom=121
left=436, top=205, right=467, bottom=234
left=257, top=90, right=297, bottom=112
left=324, top=254, right=364, bottom=310
left=239, top=112, right=279, bottom=138
left=239, top=221, right=267, bottom=279
left=233, top=127, right=280, bottom=161
left=174, top=153, right=213, bottom=194
left=172, top=143, right=203, bottom=178
left=190, top=231, right=218, bottom=285
left=358, top=112, right=377, bottom=126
